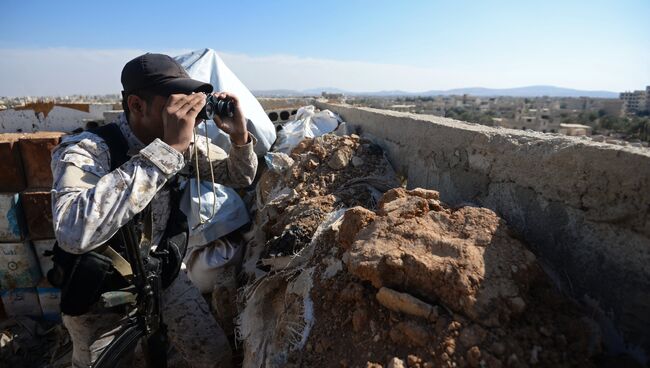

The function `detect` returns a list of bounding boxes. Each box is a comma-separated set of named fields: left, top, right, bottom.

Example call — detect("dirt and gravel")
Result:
left=239, top=132, right=603, bottom=368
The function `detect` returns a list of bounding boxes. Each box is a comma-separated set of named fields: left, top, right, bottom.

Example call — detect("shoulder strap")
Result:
left=88, top=123, right=129, bottom=170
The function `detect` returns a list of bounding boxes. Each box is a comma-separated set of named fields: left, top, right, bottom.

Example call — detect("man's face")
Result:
left=132, top=94, right=168, bottom=139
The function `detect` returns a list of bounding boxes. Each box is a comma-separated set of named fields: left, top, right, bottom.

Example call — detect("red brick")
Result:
left=20, top=189, right=54, bottom=240
left=0, top=134, right=27, bottom=192
left=18, top=132, right=65, bottom=189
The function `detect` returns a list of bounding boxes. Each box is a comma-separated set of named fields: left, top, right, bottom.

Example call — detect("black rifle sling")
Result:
left=89, top=122, right=187, bottom=288
left=88, top=123, right=130, bottom=169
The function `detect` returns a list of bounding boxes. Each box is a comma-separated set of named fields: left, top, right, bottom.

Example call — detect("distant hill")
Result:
left=253, top=85, right=618, bottom=98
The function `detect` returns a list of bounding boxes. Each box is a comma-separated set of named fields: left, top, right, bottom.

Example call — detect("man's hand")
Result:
left=162, top=93, right=206, bottom=153
left=212, top=92, right=249, bottom=146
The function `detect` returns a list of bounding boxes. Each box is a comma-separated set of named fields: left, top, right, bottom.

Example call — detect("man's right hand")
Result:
left=162, top=93, right=206, bottom=153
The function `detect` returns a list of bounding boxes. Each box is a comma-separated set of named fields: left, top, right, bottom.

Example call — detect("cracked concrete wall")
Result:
left=314, top=101, right=650, bottom=356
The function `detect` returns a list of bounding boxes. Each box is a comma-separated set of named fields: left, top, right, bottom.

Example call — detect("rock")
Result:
left=327, top=146, right=353, bottom=169
left=466, top=346, right=481, bottom=368
left=376, top=287, right=438, bottom=321
left=387, top=357, right=406, bottom=368
left=591, top=135, right=605, bottom=142
left=352, top=156, right=364, bottom=167
left=508, top=297, right=526, bottom=314
left=406, top=354, right=422, bottom=368
left=305, top=156, right=320, bottom=170
left=344, top=188, right=539, bottom=326
left=338, top=206, right=376, bottom=249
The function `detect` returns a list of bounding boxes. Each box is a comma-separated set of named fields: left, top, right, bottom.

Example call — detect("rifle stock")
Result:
left=91, top=216, right=168, bottom=368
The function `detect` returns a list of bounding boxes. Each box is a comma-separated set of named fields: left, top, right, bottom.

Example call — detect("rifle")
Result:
left=92, top=209, right=168, bottom=368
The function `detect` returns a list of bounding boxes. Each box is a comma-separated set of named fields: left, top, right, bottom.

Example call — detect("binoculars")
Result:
left=197, top=94, right=235, bottom=120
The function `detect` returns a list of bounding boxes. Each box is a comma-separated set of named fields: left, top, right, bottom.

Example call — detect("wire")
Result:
left=192, top=122, right=219, bottom=230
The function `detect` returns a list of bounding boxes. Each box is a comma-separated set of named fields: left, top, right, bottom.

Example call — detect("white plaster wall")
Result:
left=0, top=103, right=114, bottom=133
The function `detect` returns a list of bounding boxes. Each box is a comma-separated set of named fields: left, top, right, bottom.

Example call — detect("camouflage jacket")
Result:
left=51, top=113, right=257, bottom=254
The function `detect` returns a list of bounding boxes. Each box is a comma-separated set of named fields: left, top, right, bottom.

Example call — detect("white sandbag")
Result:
left=180, top=179, right=250, bottom=247
left=175, top=48, right=276, bottom=155
left=274, top=105, right=342, bottom=154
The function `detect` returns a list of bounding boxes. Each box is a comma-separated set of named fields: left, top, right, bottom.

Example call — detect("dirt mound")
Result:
left=341, top=187, right=539, bottom=327
left=239, top=134, right=599, bottom=368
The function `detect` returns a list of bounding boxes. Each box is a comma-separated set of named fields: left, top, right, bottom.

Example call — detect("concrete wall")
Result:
left=314, top=101, right=650, bottom=357
left=0, top=104, right=114, bottom=133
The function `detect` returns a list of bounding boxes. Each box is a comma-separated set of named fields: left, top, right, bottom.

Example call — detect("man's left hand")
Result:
left=211, top=92, right=249, bottom=146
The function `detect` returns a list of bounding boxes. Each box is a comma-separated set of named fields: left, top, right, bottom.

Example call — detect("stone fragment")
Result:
left=376, top=287, right=438, bottom=321
left=338, top=206, right=376, bottom=249
left=466, top=346, right=481, bottom=368
left=352, top=156, right=364, bottom=167
left=387, top=357, right=406, bottom=368
left=327, top=146, right=353, bottom=169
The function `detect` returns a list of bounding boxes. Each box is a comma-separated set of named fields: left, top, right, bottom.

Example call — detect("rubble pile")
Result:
left=238, top=133, right=599, bottom=367
left=248, top=133, right=399, bottom=270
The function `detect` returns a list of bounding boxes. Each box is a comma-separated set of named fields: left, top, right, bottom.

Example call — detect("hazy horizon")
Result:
left=1, top=1, right=648, bottom=96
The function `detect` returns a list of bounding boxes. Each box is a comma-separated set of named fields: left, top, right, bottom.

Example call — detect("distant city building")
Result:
left=620, top=87, right=648, bottom=114
left=594, top=99, right=624, bottom=117
left=322, top=92, right=344, bottom=100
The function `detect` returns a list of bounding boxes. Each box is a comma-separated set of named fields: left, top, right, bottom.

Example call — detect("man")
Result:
left=50, top=53, right=258, bottom=367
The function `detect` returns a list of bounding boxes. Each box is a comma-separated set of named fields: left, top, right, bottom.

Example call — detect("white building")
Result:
left=620, top=88, right=648, bottom=114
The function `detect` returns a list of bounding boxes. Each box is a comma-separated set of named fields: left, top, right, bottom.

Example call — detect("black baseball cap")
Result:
left=121, top=53, right=213, bottom=96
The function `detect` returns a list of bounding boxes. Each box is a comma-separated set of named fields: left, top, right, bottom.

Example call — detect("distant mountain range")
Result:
left=253, top=85, right=619, bottom=98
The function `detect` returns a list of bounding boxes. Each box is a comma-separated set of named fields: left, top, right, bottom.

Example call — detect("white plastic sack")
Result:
left=174, top=48, right=276, bottom=156
left=180, top=179, right=250, bottom=247
left=274, top=105, right=342, bottom=154
left=264, top=152, right=294, bottom=174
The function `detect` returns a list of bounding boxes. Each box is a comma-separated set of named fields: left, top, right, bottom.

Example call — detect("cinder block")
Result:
left=0, top=241, right=42, bottom=289
left=18, top=132, right=64, bottom=189
left=0, top=134, right=27, bottom=192
left=37, top=280, right=61, bottom=322
left=33, top=239, right=56, bottom=276
left=20, top=189, right=54, bottom=240
left=0, top=287, right=41, bottom=318
left=0, top=193, right=25, bottom=242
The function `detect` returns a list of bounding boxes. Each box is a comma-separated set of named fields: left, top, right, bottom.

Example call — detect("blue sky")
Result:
left=0, top=0, right=648, bottom=96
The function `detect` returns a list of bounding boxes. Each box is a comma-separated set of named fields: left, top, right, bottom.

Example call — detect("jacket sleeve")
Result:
left=51, top=135, right=185, bottom=254
left=188, top=133, right=258, bottom=188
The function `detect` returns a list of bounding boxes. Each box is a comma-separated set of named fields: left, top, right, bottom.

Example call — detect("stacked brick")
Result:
left=0, top=132, right=64, bottom=321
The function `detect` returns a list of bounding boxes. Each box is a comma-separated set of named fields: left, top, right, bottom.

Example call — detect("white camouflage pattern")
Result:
left=52, top=113, right=257, bottom=367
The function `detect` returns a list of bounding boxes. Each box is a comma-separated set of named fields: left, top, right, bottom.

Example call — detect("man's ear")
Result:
left=127, top=94, right=146, bottom=117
